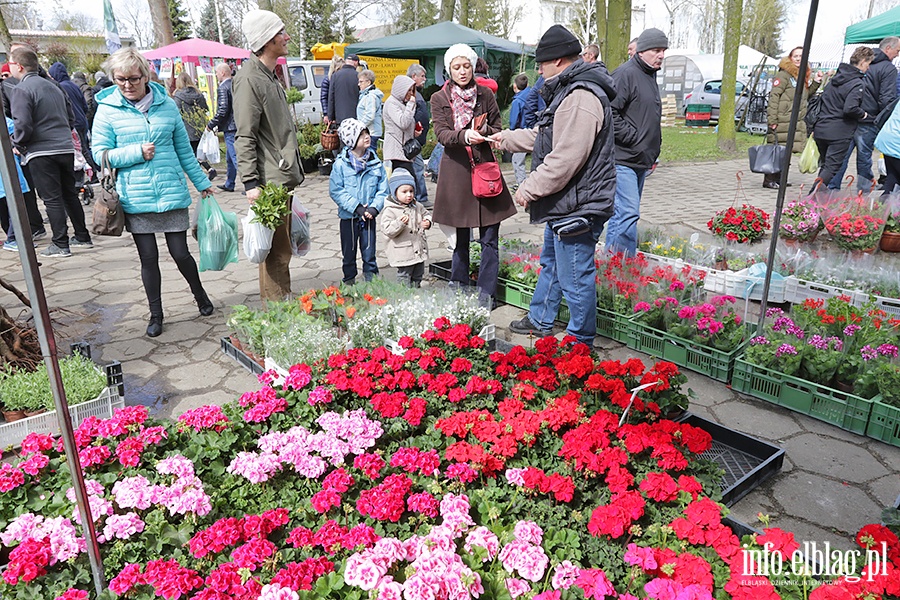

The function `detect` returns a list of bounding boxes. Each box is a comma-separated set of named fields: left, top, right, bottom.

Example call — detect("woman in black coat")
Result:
left=813, top=47, right=875, bottom=192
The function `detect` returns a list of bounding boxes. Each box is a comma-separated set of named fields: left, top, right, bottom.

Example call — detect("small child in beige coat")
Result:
left=381, top=169, right=431, bottom=287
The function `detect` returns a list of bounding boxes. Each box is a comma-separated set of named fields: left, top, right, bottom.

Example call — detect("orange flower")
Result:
left=346, top=307, right=356, bottom=318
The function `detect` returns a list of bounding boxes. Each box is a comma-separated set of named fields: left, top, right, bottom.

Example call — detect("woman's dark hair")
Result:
left=475, top=57, right=490, bottom=75
left=849, top=46, right=875, bottom=66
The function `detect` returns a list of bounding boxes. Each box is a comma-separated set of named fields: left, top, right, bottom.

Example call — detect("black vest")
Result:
left=529, top=75, right=617, bottom=224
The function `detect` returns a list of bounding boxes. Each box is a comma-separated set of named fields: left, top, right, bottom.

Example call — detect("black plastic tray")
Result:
left=429, top=260, right=453, bottom=282
left=220, top=337, right=265, bottom=375
left=682, top=413, right=785, bottom=506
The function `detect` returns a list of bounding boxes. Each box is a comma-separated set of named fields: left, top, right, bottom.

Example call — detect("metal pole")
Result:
left=0, top=85, right=106, bottom=593
left=757, top=0, right=819, bottom=331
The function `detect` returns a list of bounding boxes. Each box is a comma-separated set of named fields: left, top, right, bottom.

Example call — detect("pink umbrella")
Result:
left=143, top=38, right=250, bottom=63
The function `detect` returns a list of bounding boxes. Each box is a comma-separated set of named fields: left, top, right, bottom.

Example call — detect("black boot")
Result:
left=196, top=291, right=214, bottom=316
left=146, top=314, right=163, bottom=337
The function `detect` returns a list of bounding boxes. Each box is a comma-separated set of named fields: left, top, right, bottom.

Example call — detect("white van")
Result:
left=285, top=59, right=331, bottom=125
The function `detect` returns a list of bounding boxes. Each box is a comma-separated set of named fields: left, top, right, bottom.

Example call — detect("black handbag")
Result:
left=402, top=137, right=422, bottom=159
left=748, top=142, right=785, bottom=174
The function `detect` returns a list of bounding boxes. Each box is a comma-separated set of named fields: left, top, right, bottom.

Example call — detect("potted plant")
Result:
left=881, top=209, right=900, bottom=252
left=779, top=197, right=822, bottom=244
left=823, top=195, right=887, bottom=254
left=707, top=203, right=770, bottom=244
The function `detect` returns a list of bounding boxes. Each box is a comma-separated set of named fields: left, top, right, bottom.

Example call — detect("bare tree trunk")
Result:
left=0, top=7, right=12, bottom=55
left=440, top=0, right=455, bottom=21
left=717, top=0, right=742, bottom=152
left=458, top=0, right=469, bottom=26
left=606, top=0, right=631, bottom=70
left=148, top=0, right=176, bottom=47
left=595, top=0, right=607, bottom=56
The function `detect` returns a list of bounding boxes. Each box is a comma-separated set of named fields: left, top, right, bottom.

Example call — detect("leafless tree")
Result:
left=570, top=0, right=597, bottom=45
left=115, top=0, right=156, bottom=48
left=660, top=0, right=693, bottom=47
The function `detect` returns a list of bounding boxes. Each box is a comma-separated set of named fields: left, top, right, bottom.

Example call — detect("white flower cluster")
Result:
left=263, top=315, right=348, bottom=369
left=348, top=289, right=490, bottom=348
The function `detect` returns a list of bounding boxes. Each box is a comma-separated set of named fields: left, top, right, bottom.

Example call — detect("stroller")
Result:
left=72, top=130, right=94, bottom=206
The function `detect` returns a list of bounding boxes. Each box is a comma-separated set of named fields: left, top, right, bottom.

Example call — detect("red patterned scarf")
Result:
left=450, top=83, right=477, bottom=131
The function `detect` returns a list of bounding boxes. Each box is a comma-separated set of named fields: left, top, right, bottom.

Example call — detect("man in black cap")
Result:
left=604, top=27, right=668, bottom=256
left=327, top=54, right=361, bottom=126
left=490, top=24, right=617, bottom=347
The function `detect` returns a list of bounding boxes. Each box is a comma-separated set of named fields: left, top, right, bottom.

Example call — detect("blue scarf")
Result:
left=348, top=149, right=370, bottom=173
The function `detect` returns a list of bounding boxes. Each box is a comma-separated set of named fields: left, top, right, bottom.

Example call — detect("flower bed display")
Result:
left=7, top=320, right=893, bottom=600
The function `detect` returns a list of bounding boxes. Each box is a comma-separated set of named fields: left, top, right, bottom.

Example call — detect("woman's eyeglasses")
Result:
left=114, top=75, right=145, bottom=86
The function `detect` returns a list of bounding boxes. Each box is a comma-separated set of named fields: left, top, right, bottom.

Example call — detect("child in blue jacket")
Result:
left=329, top=118, right=388, bottom=284
left=509, top=73, right=531, bottom=186
left=0, top=116, right=32, bottom=251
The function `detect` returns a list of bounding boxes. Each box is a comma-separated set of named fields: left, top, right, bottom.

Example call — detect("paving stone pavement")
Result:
left=1, top=153, right=895, bottom=554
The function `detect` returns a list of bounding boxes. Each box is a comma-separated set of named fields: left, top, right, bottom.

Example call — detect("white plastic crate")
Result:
left=263, top=357, right=290, bottom=385
left=0, top=386, right=125, bottom=449
left=704, top=268, right=787, bottom=303
left=784, top=278, right=868, bottom=306
left=870, top=295, right=900, bottom=316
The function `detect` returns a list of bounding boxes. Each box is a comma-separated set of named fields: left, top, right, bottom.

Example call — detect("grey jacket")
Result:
left=233, top=55, right=304, bottom=191
left=382, top=76, right=417, bottom=162
left=10, top=71, right=75, bottom=163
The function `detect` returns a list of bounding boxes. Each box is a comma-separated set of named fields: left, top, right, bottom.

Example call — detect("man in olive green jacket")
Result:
left=235, top=9, right=304, bottom=301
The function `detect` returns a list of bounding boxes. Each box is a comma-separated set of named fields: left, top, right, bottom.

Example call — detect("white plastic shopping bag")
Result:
left=242, top=207, right=274, bottom=264
left=198, top=129, right=221, bottom=164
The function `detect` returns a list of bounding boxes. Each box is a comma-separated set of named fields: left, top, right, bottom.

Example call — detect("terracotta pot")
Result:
left=782, top=230, right=819, bottom=247
left=229, top=335, right=244, bottom=353
left=24, top=408, right=46, bottom=417
left=849, top=246, right=878, bottom=258
left=2, top=409, right=26, bottom=422
left=881, top=231, right=900, bottom=252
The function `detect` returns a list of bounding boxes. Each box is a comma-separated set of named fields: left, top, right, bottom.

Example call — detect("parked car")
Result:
left=682, top=78, right=751, bottom=120
left=285, top=59, right=330, bottom=125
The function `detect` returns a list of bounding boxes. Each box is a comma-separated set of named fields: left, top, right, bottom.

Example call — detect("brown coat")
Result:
left=767, top=57, right=821, bottom=153
left=430, top=84, right=516, bottom=228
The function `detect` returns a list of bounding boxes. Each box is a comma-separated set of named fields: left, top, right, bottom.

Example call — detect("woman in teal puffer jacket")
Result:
left=92, top=48, right=214, bottom=338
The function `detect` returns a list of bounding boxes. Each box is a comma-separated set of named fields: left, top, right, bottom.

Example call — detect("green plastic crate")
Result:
left=732, top=358, right=874, bottom=435
left=626, top=321, right=748, bottom=382
left=866, top=400, right=900, bottom=448
left=498, top=280, right=535, bottom=311
left=597, top=307, right=633, bottom=343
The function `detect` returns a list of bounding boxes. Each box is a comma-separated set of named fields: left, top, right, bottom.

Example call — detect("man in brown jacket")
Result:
left=235, top=10, right=304, bottom=301
left=491, top=24, right=617, bottom=346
